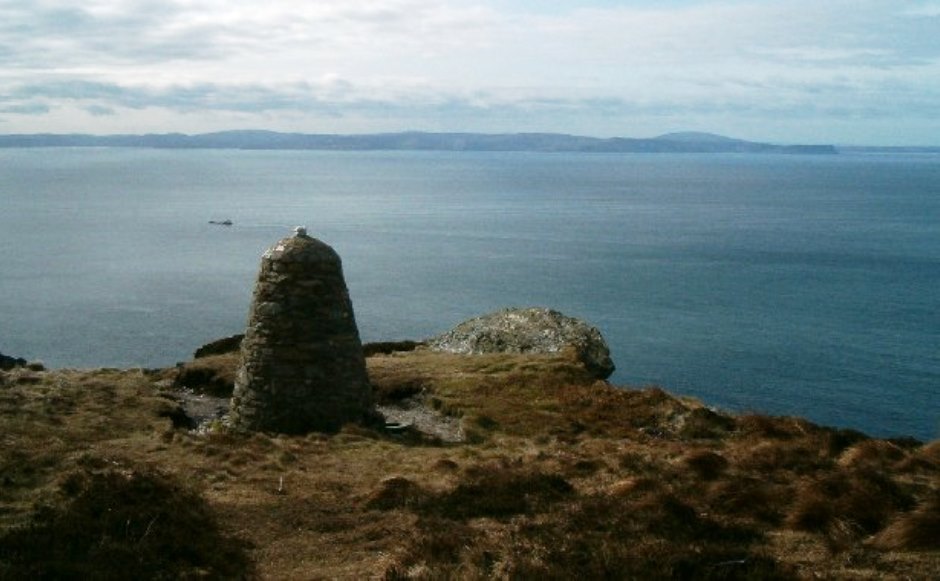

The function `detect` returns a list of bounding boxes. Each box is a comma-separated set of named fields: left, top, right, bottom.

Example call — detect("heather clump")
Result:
left=0, top=461, right=254, bottom=580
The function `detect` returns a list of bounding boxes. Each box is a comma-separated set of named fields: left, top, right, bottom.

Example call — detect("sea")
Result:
left=0, top=148, right=937, bottom=440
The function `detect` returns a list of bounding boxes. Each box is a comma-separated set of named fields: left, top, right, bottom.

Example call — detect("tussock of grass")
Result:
left=373, top=376, right=426, bottom=404
left=386, top=484, right=794, bottom=580
left=873, top=491, right=940, bottom=551
left=553, top=384, right=693, bottom=438
left=618, top=450, right=665, bottom=476
left=824, top=427, right=870, bottom=456
left=383, top=517, right=482, bottom=579
left=735, top=414, right=818, bottom=440
left=706, top=476, right=786, bottom=525
left=895, top=440, right=940, bottom=474
left=735, top=440, right=834, bottom=475
left=684, top=449, right=730, bottom=481
left=366, top=463, right=574, bottom=520
left=173, top=353, right=239, bottom=396
left=919, top=441, right=940, bottom=463
left=837, top=439, right=907, bottom=470
left=428, top=464, right=574, bottom=520
left=678, top=406, right=737, bottom=439
left=364, top=477, right=429, bottom=511
left=786, top=469, right=915, bottom=539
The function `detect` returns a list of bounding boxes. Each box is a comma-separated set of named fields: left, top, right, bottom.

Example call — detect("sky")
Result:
left=1, top=0, right=939, bottom=145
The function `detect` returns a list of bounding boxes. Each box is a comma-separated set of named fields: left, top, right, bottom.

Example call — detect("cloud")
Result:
left=0, top=0, right=499, bottom=72
left=7, top=70, right=938, bottom=126
left=0, top=0, right=266, bottom=78
left=84, top=104, right=115, bottom=116
left=904, top=1, right=940, bottom=16
left=0, top=102, right=51, bottom=115
left=0, top=1, right=938, bottom=143
left=5, top=2, right=937, bottom=80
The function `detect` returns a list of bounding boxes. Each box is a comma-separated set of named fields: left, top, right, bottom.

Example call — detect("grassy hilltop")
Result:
left=1, top=347, right=937, bottom=579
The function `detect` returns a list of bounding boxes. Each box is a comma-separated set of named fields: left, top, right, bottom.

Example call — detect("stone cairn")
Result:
left=229, top=227, right=372, bottom=434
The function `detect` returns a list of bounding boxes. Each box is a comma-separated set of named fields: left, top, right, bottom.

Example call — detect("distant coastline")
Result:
left=837, top=146, right=940, bottom=154
left=0, top=130, right=840, bottom=154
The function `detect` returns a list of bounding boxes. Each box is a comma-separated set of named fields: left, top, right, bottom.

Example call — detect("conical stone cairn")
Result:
left=230, top=227, right=371, bottom=433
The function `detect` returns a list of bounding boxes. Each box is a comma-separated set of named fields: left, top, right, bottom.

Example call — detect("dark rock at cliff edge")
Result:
left=0, top=351, right=28, bottom=370
left=193, top=334, right=244, bottom=359
left=427, top=307, right=615, bottom=379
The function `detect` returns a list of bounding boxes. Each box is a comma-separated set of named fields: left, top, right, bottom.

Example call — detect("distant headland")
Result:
left=0, top=130, right=839, bottom=154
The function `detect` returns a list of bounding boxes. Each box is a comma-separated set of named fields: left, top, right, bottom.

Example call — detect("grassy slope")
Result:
left=1, top=350, right=937, bottom=579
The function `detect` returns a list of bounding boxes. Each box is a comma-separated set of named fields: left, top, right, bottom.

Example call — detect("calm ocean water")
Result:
left=1, top=148, right=937, bottom=440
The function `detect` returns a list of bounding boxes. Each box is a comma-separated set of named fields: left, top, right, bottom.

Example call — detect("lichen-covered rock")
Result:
left=427, top=307, right=615, bottom=379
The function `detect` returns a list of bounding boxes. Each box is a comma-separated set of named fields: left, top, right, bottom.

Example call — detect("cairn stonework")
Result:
left=229, top=227, right=371, bottom=433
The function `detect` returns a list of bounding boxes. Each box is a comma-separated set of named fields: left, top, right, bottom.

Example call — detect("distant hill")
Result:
left=654, top=131, right=743, bottom=143
left=0, top=130, right=838, bottom=154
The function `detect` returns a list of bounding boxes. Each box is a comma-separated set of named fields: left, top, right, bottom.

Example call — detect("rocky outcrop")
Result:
left=362, top=340, right=423, bottom=357
left=0, top=351, right=28, bottom=371
left=193, top=335, right=244, bottom=359
left=427, top=307, right=615, bottom=379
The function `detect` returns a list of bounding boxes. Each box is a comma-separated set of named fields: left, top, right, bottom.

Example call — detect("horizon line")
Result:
left=0, top=129, right=936, bottom=150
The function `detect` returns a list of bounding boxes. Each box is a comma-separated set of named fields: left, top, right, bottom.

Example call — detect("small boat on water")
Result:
left=209, top=219, right=233, bottom=226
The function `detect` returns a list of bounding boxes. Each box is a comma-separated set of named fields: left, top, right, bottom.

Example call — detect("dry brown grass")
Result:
left=384, top=478, right=792, bottom=580
left=838, top=439, right=908, bottom=470
left=873, top=490, right=940, bottom=551
left=786, top=469, right=915, bottom=538
left=1, top=351, right=938, bottom=579
left=173, top=352, right=239, bottom=396
left=0, top=460, right=254, bottom=579
left=684, top=449, right=730, bottom=481
left=895, top=440, right=940, bottom=475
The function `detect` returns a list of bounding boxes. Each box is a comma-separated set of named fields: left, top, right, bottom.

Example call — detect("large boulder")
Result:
left=427, top=307, right=615, bottom=379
